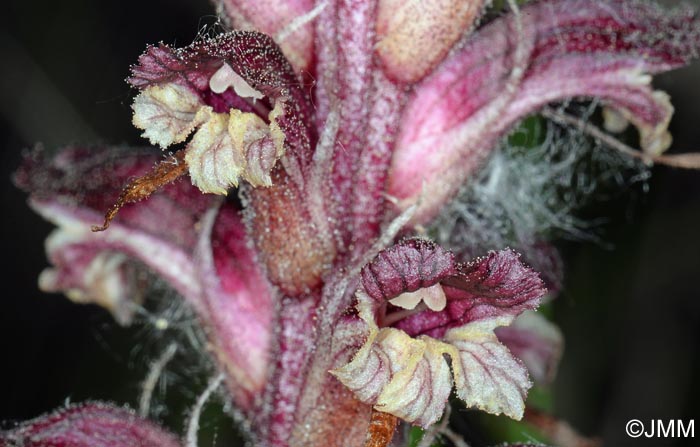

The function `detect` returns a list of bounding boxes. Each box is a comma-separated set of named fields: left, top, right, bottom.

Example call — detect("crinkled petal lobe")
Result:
left=332, top=294, right=531, bottom=427
left=129, top=31, right=314, bottom=194
left=132, top=84, right=207, bottom=149
left=361, top=239, right=455, bottom=303
left=445, top=317, right=530, bottom=418
left=335, top=241, right=547, bottom=425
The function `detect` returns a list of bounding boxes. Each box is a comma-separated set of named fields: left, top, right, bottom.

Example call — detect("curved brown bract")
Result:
left=364, top=409, right=398, bottom=447
left=92, top=150, right=188, bottom=232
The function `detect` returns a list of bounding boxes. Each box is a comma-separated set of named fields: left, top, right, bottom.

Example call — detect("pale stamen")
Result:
left=389, top=283, right=447, bottom=312
left=209, top=62, right=264, bottom=101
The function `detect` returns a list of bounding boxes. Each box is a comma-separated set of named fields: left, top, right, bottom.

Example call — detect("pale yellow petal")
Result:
left=132, top=84, right=206, bottom=148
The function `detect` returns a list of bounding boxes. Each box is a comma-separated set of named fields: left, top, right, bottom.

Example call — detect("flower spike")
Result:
left=11, top=0, right=700, bottom=445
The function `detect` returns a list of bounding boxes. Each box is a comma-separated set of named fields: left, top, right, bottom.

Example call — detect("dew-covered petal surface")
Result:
left=361, top=238, right=456, bottom=303
left=130, top=31, right=314, bottom=191
left=0, top=403, right=181, bottom=447
left=389, top=0, right=700, bottom=222
left=131, top=84, right=208, bottom=149
left=445, top=317, right=531, bottom=419
left=343, top=241, right=546, bottom=424
left=332, top=294, right=532, bottom=426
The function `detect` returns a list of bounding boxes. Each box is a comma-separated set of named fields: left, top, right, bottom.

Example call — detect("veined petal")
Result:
left=183, top=107, right=285, bottom=194
left=389, top=0, right=700, bottom=223
left=372, top=329, right=454, bottom=426
left=445, top=317, right=531, bottom=419
left=185, top=110, right=243, bottom=194
left=0, top=403, right=181, bottom=447
left=336, top=242, right=544, bottom=426
left=131, top=84, right=209, bottom=149
left=361, top=238, right=455, bottom=303
left=331, top=293, right=452, bottom=427
left=332, top=293, right=531, bottom=427
left=213, top=0, right=317, bottom=72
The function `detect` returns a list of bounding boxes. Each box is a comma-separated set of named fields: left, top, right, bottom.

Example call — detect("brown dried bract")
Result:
left=92, top=151, right=188, bottom=232
left=364, top=410, right=398, bottom=447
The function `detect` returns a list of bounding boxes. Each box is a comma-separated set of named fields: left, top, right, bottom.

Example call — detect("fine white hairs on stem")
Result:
left=186, top=373, right=225, bottom=447
left=139, top=343, right=178, bottom=417
left=351, top=195, right=419, bottom=282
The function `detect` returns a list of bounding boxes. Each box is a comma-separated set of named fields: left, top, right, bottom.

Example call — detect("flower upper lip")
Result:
left=360, top=238, right=546, bottom=338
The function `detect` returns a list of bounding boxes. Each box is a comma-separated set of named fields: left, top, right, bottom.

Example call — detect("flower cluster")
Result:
left=5, top=0, right=700, bottom=446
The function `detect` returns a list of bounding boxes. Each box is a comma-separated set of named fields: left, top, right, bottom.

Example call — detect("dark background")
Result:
left=1, top=1, right=699, bottom=446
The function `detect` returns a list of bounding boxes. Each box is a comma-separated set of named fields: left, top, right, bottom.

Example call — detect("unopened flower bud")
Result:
left=376, top=0, right=484, bottom=83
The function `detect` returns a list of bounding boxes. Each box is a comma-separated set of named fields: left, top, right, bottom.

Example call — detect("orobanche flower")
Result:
left=332, top=239, right=547, bottom=427
left=6, top=0, right=700, bottom=446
